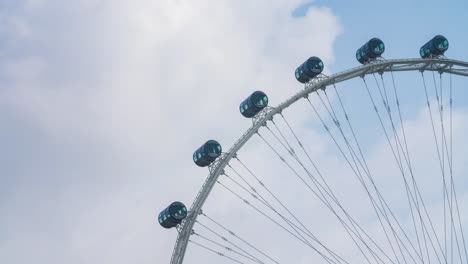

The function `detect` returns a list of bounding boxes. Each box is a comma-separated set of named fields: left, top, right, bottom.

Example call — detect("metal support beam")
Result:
left=169, top=58, right=468, bottom=264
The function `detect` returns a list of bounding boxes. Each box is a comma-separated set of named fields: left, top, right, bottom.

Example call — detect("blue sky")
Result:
left=294, top=0, right=468, bottom=68
left=1, top=1, right=468, bottom=264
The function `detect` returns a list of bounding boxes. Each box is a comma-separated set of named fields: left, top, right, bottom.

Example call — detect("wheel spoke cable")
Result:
left=201, top=212, right=282, bottom=264
left=194, top=221, right=266, bottom=263
left=216, top=179, right=340, bottom=264
left=388, top=71, right=426, bottom=262
left=257, top=130, right=383, bottom=264
left=225, top=168, right=351, bottom=264
left=317, top=83, right=412, bottom=264
left=364, top=75, right=444, bottom=264
left=192, top=231, right=265, bottom=263
left=189, top=239, right=248, bottom=264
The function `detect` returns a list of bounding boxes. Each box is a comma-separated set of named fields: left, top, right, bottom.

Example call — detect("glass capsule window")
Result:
left=169, top=203, right=188, bottom=220
left=205, top=141, right=222, bottom=157
left=374, top=43, right=384, bottom=53
left=420, top=48, right=431, bottom=57
left=420, top=49, right=426, bottom=57
left=174, top=207, right=187, bottom=219
left=251, top=93, right=268, bottom=107
left=438, top=39, right=448, bottom=50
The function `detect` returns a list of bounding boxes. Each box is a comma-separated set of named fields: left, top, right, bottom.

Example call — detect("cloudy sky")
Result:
left=1, top=0, right=468, bottom=264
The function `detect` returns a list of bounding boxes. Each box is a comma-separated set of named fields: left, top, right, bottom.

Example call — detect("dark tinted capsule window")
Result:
left=435, top=37, right=449, bottom=50
left=251, top=92, right=268, bottom=108
left=205, top=141, right=222, bottom=157
left=374, top=43, right=384, bottom=53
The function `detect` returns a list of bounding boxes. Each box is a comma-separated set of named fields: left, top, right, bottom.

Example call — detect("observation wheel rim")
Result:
left=170, top=57, right=468, bottom=264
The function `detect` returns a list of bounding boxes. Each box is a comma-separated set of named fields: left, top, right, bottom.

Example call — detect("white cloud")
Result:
left=0, top=1, right=343, bottom=263
left=3, top=0, right=466, bottom=263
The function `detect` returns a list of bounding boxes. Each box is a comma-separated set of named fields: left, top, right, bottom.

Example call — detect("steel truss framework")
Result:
left=170, top=58, right=468, bottom=264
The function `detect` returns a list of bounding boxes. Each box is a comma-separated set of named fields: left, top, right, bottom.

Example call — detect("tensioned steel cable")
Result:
left=226, top=165, right=270, bottom=207
left=215, top=179, right=315, bottom=251
left=192, top=231, right=264, bottom=263
left=279, top=112, right=334, bottom=195
left=230, top=159, right=322, bottom=242
left=317, top=86, right=411, bottom=264
left=387, top=72, right=426, bottom=262
left=223, top=172, right=271, bottom=210
left=194, top=222, right=265, bottom=264
left=261, top=115, right=393, bottom=264
left=216, top=180, right=339, bottom=264
left=278, top=111, right=406, bottom=264
left=263, top=122, right=382, bottom=264
left=227, top=163, right=338, bottom=257
left=448, top=68, right=468, bottom=264
left=447, top=69, right=468, bottom=264
left=267, top=118, right=363, bottom=210
left=314, top=92, right=371, bottom=187
left=264, top=122, right=354, bottom=213
left=232, top=157, right=355, bottom=264
left=372, top=73, right=406, bottom=178
left=365, top=75, right=438, bottom=263
left=437, top=72, right=449, bottom=263
left=372, top=73, right=423, bottom=264
left=449, top=68, right=454, bottom=264
left=430, top=71, right=451, bottom=264
left=262, top=123, right=369, bottom=264
left=223, top=169, right=349, bottom=264
left=200, top=212, right=281, bottom=264
left=434, top=72, right=467, bottom=264
left=229, top=161, right=318, bottom=238
left=220, top=171, right=321, bottom=256
left=281, top=110, right=410, bottom=264
left=449, top=69, right=454, bottom=264
left=316, top=89, right=404, bottom=264
left=365, top=75, right=445, bottom=264
left=317, top=87, right=423, bottom=264
left=256, top=130, right=382, bottom=264
left=371, top=72, right=451, bottom=264
left=189, top=239, right=248, bottom=264
left=383, top=72, right=442, bottom=264
left=388, top=71, right=433, bottom=264
left=305, top=96, right=413, bottom=264
left=331, top=81, right=427, bottom=264
left=421, top=72, right=457, bottom=263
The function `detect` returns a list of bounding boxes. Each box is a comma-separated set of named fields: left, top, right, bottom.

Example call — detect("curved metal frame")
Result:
left=170, top=58, right=468, bottom=264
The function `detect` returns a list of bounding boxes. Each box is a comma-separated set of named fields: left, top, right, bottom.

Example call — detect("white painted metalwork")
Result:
left=170, top=58, right=468, bottom=264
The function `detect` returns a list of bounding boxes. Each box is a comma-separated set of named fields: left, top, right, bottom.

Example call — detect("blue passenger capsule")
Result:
left=193, top=140, right=222, bottom=167
left=356, top=38, right=385, bottom=64
left=158, top=201, right=188, bottom=229
left=240, top=91, right=269, bottom=118
left=420, top=35, right=449, bottom=58
left=295, top=57, right=324, bottom=83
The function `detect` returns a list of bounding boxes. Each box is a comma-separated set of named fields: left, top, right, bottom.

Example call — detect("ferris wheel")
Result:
left=159, top=35, right=468, bottom=264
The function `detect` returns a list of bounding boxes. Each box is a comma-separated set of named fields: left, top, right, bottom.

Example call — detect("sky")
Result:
left=1, top=1, right=468, bottom=264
